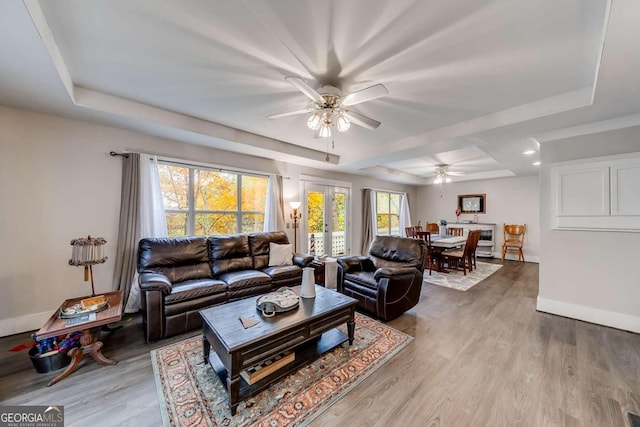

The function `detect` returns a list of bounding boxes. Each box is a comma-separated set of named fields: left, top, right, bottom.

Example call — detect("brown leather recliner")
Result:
left=138, top=231, right=312, bottom=342
left=337, top=235, right=426, bottom=321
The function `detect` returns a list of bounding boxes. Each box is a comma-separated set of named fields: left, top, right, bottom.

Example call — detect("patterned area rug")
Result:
left=424, top=261, right=503, bottom=291
left=151, top=313, right=412, bottom=427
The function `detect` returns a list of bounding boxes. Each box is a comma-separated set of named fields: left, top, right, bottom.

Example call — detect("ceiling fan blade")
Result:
left=285, top=77, right=324, bottom=104
left=446, top=171, right=465, bottom=176
left=267, top=108, right=314, bottom=120
left=343, top=110, right=381, bottom=130
left=342, top=84, right=389, bottom=106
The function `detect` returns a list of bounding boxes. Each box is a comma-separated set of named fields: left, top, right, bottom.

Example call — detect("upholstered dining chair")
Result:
left=442, top=230, right=481, bottom=275
left=502, top=224, right=526, bottom=262
left=447, top=227, right=464, bottom=236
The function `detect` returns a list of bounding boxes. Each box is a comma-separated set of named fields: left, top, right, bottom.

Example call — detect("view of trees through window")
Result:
left=158, top=163, right=268, bottom=237
left=376, top=191, right=400, bottom=236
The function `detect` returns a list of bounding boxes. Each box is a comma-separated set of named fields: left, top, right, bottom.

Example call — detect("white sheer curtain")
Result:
left=399, top=193, right=412, bottom=237
left=263, top=174, right=285, bottom=232
left=124, top=154, right=168, bottom=313
left=370, top=190, right=378, bottom=237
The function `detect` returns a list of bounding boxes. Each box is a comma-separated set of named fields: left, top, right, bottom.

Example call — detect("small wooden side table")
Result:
left=35, top=290, right=123, bottom=386
left=310, top=258, right=326, bottom=286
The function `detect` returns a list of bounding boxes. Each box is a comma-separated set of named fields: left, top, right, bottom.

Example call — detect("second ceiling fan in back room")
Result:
left=433, top=164, right=465, bottom=184
left=267, top=77, right=388, bottom=138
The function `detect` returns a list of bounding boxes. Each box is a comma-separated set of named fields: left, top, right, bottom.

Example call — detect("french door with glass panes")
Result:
left=304, top=183, right=349, bottom=257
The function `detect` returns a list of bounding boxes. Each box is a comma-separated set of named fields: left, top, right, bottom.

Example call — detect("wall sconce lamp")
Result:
left=69, top=236, right=107, bottom=296
left=289, top=201, right=302, bottom=251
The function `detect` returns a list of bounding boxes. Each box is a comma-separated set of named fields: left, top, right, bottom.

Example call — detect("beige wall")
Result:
left=415, top=175, right=540, bottom=261
left=538, top=126, right=640, bottom=333
left=0, top=106, right=415, bottom=336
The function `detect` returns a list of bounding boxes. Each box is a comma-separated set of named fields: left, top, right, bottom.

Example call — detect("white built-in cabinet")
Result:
left=448, top=222, right=496, bottom=257
left=550, top=152, right=640, bottom=232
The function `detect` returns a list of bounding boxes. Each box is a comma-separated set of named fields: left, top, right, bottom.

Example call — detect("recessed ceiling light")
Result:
left=533, top=161, right=541, bottom=166
left=523, top=150, right=536, bottom=155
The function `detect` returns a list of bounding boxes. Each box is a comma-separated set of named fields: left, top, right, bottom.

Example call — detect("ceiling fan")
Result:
left=433, top=164, right=465, bottom=184
left=267, top=77, right=388, bottom=138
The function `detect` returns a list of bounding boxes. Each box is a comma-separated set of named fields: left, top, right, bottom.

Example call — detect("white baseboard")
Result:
left=537, top=297, right=640, bottom=333
left=0, top=310, right=53, bottom=337
left=485, top=252, right=539, bottom=263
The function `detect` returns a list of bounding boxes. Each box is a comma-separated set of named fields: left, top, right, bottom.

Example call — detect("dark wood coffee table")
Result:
left=200, top=285, right=356, bottom=415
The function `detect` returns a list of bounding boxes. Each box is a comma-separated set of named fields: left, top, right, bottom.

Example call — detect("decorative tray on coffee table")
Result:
left=59, top=295, right=109, bottom=319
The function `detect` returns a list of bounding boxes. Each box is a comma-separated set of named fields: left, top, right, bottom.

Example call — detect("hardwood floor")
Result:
left=1, top=260, right=638, bottom=426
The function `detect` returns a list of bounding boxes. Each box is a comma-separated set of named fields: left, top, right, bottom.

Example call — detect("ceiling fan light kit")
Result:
left=433, top=164, right=462, bottom=184
left=269, top=77, right=388, bottom=138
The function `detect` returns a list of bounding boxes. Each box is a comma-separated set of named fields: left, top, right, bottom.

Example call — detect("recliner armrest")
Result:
left=293, top=253, right=314, bottom=267
left=139, top=272, right=172, bottom=295
left=337, top=256, right=375, bottom=273
left=374, top=267, right=419, bottom=280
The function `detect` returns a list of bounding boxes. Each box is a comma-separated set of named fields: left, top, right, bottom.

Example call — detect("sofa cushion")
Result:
left=268, top=242, right=293, bottom=266
left=249, top=231, right=290, bottom=269
left=219, top=270, right=271, bottom=291
left=165, top=279, right=228, bottom=305
left=138, top=237, right=212, bottom=283
left=261, top=265, right=301, bottom=281
left=208, top=235, right=254, bottom=276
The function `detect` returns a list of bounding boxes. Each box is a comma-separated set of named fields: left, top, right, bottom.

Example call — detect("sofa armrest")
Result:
left=374, top=267, right=419, bottom=281
left=337, top=256, right=375, bottom=273
left=293, top=253, right=314, bottom=267
left=139, top=272, right=172, bottom=295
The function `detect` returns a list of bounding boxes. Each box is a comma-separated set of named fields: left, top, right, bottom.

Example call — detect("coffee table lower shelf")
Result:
left=206, top=328, right=347, bottom=406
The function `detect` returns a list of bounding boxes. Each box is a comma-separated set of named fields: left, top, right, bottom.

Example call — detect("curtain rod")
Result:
left=109, top=151, right=129, bottom=158
left=362, top=187, right=406, bottom=195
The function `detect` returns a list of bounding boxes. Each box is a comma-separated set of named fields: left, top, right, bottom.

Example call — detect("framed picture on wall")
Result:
left=458, top=194, right=486, bottom=214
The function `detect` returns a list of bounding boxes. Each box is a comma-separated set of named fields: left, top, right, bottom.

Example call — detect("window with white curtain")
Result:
left=375, top=191, right=401, bottom=236
left=157, top=162, right=268, bottom=237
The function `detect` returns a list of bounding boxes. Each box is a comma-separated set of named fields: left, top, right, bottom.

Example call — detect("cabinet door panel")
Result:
left=556, top=167, right=609, bottom=216
left=611, top=163, right=640, bottom=216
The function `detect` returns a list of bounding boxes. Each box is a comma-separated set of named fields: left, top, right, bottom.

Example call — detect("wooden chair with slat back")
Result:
left=405, top=226, right=416, bottom=238
left=467, top=228, right=482, bottom=271
left=415, top=231, right=437, bottom=275
left=502, top=224, right=526, bottom=262
left=447, top=227, right=464, bottom=236
left=414, top=225, right=423, bottom=234
left=442, top=230, right=480, bottom=275
left=426, top=223, right=439, bottom=234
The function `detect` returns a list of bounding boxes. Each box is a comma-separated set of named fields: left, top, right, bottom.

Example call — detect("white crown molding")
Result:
left=534, top=113, right=640, bottom=143
left=23, top=0, right=341, bottom=166
left=344, top=87, right=594, bottom=170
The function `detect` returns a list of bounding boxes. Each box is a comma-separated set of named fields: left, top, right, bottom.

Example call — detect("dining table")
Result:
left=429, top=234, right=468, bottom=273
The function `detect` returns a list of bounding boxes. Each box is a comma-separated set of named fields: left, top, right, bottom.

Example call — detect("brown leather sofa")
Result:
left=337, top=235, right=426, bottom=321
left=137, top=231, right=312, bottom=341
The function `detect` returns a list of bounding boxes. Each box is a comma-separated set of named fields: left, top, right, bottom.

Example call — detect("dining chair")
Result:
left=467, top=229, right=481, bottom=271
left=502, top=224, right=526, bottom=262
left=414, top=225, right=423, bottom=234
left=404, top=226, right=416, bottom=238
left=447, top=227, right=464, bottom=236
left=426, top=223, right=439, bottom=234
left=442, top=230, right=480, bottom=275
left=416, top=231, right=437, bottom=275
